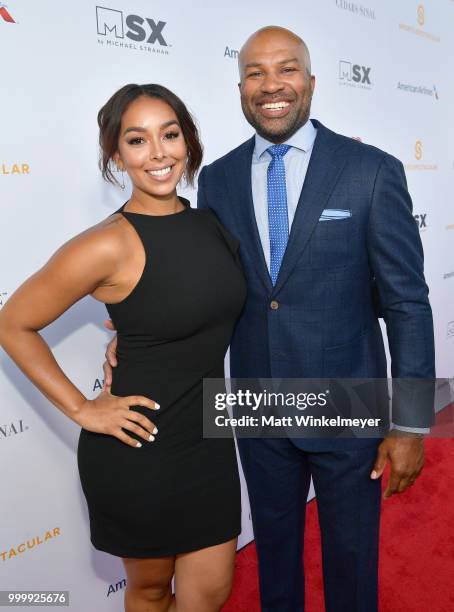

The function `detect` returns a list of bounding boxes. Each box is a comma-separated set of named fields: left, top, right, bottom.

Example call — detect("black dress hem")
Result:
left=90, top=527, right=242, bottom=559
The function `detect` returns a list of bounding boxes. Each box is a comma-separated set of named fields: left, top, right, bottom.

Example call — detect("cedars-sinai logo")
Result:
left=96, top=6, right=170, bottom=55
left=0, top=419, right=29, bottom=440
left=0, top=3, right=15, bottom=23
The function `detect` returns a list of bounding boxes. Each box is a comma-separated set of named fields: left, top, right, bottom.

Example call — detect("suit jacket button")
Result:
left=270, top=300, right=279, bottom=310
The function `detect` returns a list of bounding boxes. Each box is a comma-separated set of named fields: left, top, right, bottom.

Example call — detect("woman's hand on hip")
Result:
left=76, top=389, right=160, bottom=448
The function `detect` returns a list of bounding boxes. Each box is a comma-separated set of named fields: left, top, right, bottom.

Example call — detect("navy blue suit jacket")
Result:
left=197, top=120, right=435, bottom=450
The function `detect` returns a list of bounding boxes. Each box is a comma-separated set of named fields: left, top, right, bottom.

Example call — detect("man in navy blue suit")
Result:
left=196, top=26, right=435, bottom=612
left=104, top=25, right=434, bottom=612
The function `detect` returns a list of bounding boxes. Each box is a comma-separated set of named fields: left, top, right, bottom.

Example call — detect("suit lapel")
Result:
left=224, top=137, right=273, bottom=293
left=273, top=122, right=347, bottom=294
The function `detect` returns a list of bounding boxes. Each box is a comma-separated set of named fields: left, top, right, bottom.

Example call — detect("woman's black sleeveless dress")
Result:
left=77, top=198, right=246, bottom=558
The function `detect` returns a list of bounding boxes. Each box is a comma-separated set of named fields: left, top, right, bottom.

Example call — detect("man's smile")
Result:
left=257, top=99, right=293, bottom=119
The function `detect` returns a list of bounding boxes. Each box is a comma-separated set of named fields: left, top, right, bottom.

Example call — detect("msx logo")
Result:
left=414, top=213, right=427, bottom=230
left=339, top=61, right=371, bottom=84
left=96, top=6, right=167, bottom=45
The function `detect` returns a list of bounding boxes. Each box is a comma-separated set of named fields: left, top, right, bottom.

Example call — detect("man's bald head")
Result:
left=239, top=26, right=312, bottom=80
left=237, top=25, right=315, bottom=143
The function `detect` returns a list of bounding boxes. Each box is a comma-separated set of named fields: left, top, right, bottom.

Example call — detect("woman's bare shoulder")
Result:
left=0, top=212, right=133, bottom=327
left=58, top=211, right=131, bottom=260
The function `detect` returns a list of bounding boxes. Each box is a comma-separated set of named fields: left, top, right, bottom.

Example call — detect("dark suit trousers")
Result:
left=237, top=437, right=382, bottom=612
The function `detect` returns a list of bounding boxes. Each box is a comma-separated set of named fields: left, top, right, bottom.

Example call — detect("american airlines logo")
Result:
left=107, top=578, right=126, bottom=597
left=224, top=46, right=239, bottom=59
left=397, top=82, right=439, bottom=99
left=93, top=378, right=104, bottom=392
left=0, top=3, right=15, bottom=23
left=96, top=6, right=170, bottom=54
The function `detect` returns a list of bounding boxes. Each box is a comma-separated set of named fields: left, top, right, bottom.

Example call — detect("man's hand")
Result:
left=370, top=430, right=424, bottom=499
left=103, top=319, right=117, bottom=390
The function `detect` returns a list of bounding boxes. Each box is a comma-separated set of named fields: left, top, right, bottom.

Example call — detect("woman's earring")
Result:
left=181, top=161, right=189, bottom=185
left=116, top=164, right=125, bottom=190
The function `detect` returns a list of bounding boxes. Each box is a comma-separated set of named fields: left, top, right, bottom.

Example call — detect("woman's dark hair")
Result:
left=97, top=83, right=203, bottom=187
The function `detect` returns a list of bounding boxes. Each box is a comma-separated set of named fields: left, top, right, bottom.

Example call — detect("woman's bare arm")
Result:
left=0, top=223, right=158, bottom=446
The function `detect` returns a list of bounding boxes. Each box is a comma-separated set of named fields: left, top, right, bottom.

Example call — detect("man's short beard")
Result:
left=242, top=101, right=312, bottom=144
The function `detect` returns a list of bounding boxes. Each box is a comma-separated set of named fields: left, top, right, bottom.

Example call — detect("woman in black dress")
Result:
left=0, top=84, right=246, bottom=611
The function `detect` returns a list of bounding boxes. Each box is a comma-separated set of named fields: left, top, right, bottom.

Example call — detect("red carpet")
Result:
left=223, top=439, right=454, bottom=611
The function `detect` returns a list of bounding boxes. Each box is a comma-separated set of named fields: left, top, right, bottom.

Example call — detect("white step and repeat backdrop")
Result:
left=1, top=1, right=453, bottom=609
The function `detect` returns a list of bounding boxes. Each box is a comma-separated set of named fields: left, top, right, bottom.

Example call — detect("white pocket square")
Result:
left=319, top=209, right=352, bottom=221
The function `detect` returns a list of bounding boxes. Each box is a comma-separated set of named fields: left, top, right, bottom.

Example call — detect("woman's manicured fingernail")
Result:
left=152, top=427, right=158, bottom=435
left=154, top=403, right=160, bottom=410
left=148, top=434, right=155, bottom=442
left=136, top=442, right=142, bottom=448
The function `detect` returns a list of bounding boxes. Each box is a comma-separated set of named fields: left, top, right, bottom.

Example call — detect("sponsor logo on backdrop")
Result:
left=447, top=321, right=454, bottom=339
left=96, top=6, right=170, bottom=55
left=224, top=46, right=239, bottom=59
left=415, top=140, right=422, bottom=160
left=444, top=271, right=454, bottom=280
left=93, top=377, right=104, bottom=392
left=405, top=140, right=437, bottom=171
left=335, top=0, right=376, bottom=20
left=0, top=419, right=29, bottom=439
left=107, top=579, right=126, bottom=597
left=351, top=136, right=363, bottom=142
left=417, top=3, right=425, bottom=25
left=0, top=3, right=15, bottom=23
left=338, top=61, right=372, bottom=89
left=1, top=163, right=30, bottom=175
left=397, top=82, right=438, bottom=99
left=1, top=528, right=61, bottom=562
left=399, top=4, right=440, bottom=42
left=0, top=291, right=8, bottom=307
left=414, top=213, right=428, bottom=231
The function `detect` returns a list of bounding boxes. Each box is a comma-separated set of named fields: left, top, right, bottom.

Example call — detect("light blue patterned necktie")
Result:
left=267, top=144, right=291, bottom=285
